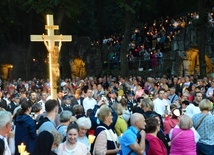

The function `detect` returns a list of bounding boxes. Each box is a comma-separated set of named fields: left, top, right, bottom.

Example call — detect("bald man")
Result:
left=120, top=113, right=146, bottom=155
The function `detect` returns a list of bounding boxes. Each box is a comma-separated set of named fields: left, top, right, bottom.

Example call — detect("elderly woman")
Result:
left=169, top=114, right=200, bottom=155
left=76, top=117, right=92, bottom=154
left=93, top=105, right=120, bottom=155
left=192, top=99, right=214, bottom=155
left=145, top=117, right=167, bottom=155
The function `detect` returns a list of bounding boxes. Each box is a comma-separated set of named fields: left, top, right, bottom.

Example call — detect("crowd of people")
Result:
left=95, top=10, right=214, bottom=71
left=0, top=74, right=214, bottom=155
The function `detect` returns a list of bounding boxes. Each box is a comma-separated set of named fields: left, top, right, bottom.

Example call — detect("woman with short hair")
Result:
left=192, top=99, right=214, bottom=155
left=145, top=117, right=167, bottom=155
left=93, top=105, right=120, bottom=155
left=169, top=115, right=200, bottom=155
left=76, top=117, right=92, bottom=154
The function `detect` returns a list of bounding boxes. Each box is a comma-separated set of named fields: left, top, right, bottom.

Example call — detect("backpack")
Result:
left=36, top=116, right=50, bottom=129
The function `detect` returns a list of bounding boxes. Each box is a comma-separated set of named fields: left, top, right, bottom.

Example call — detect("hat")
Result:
left=63, top=95, right=70, bottom=100
left=12, top=93, right=20, bottom=98
left=127, top=91, right=134, bottom=96
left=61, top=82, right=67, bottom=87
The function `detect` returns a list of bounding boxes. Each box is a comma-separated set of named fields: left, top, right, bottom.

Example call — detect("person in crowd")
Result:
left=32, top=102, right=43, bottom=121
left=0, top=110, right=12, bottom=155
left=135, top=83, right=144, bottom=100
left=127, top=91, right=137, bottom=112
left=0, top=139, right=5, bottom=155
left=150, top=113, right=170, bottom=154
left=57, top=123, right=88, bottom=155
left=57, top=110, right=73, bottom=139
left=112, top=103, right=127, bottom=136
left=71, top=88, right=84, bottom=107
left=76, top=116, right=92, bottom=154
left=169, top=114, right=200, bottom=155
left=51, top=131, right=63, bottom=155
left=205, top=80, right=214, bottom=100
left=32, top=131, right=56, bottom=155
left=0, top=90, right=7, bottom=110
left=73, top=104, right=84, bottom=118
left=120, top=113, right=146, bottom=155
left=145, top=117, right=167, bottom=155
left=153, top=89, right=170, bottom=118
left=181, top=75, right=193, bottom=95
left=192, top=99, right=214, bottom=155
left=61, top=95, right=72, bottom=112
left=119, top=98, right=131, bottom=122
left=37, top=91, right=48, bottom=113
left=186, top=92, right=203, bottom=118
left=163, top=107, right=180, bottom=135
left=37, top=99, right=58, bottom=134
left=8, top=93, right=20, bottom=114
left=28, top=91, right=37, bottom=106
left=83, top=89, right=97, bottom=115
left=56, top=89, right=64, bottom=114
left=167, top=87, right=179, bottom=105
left=14, top=101, right=37, bottom=155
left=139, top=98, right=163, bottom=128
left=108, top=91, right=118, bottom=106
left=93, top=105, right=120, bottom=155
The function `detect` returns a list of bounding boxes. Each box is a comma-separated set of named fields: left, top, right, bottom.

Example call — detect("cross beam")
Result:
left=30, top=14, right=72, bottom=99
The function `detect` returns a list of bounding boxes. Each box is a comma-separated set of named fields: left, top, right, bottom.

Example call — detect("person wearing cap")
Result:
left=7, top=93, right=20, bottom=114
left=61, top=95, right=72, bottom=112
left=108, top=90, right=118, bottom=106
left=127, top=91, right=137, bottom=112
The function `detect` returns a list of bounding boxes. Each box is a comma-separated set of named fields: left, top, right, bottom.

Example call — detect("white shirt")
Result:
left=153, top=97, right=170, bottom=116
left=0, top=135, right=11, bottom=155
left=205, top=87, right=214, bottom=98
left=186, top=103, right=200, bottom=118
left=83, top=97, right=97, bottom=114
left=38, top=99, right=46, bottom=113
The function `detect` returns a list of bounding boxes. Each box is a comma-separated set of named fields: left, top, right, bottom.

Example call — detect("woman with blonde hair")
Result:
left=93, top=105, right=120, bottom=155
left=112, top=103, right=127, bottom=136
left=169, top=114, right=200, bottom=155
left=192, top=99, right=214, bottom=155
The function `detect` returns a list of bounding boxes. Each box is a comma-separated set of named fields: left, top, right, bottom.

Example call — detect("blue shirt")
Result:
left=120, top=126, right=138, bottom=155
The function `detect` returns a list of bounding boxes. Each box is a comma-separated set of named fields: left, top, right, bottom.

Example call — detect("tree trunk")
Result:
left=120, top=0, right=133, bottom=77
left=197, top=0, right=209, bottom=78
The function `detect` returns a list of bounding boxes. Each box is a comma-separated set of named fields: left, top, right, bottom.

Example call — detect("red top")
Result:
left=146, top=134, right=167, bottom=155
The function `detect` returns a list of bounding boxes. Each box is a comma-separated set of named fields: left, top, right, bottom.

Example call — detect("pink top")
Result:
left=163, top=118, right=179, bottom=134
left=170, top=128, right=196, bottom=155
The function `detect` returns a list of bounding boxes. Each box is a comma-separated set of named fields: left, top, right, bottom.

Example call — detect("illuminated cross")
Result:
left=30, top=14, right=72, bottom=99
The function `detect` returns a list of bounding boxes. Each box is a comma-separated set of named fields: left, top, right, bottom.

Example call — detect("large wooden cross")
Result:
left=30, top=14, right=72, bottom=99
